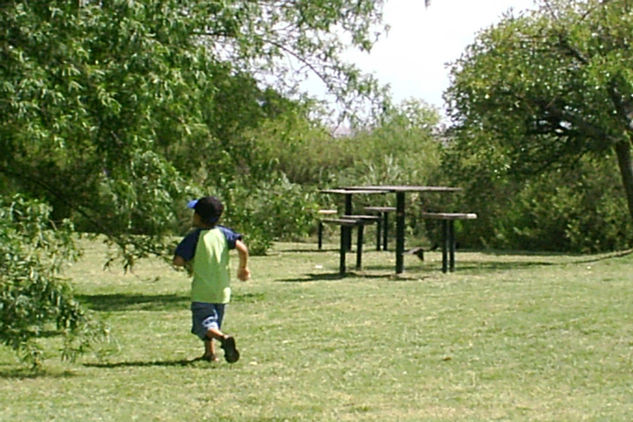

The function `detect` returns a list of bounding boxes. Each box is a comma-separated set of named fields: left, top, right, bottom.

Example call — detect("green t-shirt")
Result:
left=191, top=228, right=231, bottom=304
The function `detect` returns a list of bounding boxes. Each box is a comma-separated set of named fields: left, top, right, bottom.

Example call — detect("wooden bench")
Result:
left=420, top=212, right=478, bottom=273
left=340, top=214, right=380, bottom=253
left=322, top=215, right=379, bottom=275
left=364, top=206, right=396, bottom=251
left=317, top=209, right=337, bottom=250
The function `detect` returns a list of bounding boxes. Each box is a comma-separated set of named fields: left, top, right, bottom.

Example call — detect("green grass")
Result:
left=1, top=239, right=633, bottom=421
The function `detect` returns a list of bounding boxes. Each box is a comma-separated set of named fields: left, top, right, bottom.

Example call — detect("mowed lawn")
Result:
left=1, top=238, right=632, bottom=421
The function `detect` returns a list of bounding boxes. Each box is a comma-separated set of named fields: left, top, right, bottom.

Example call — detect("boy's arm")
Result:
left=173, top=255, right=186, bottom=267
left=235, top=239, right=250, bottom=281
left=173, top=230, right=199, bottom=273
left=173, top=255, right=194, bottom=276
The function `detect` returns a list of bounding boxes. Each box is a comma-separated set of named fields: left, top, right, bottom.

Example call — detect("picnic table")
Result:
left=319, top=188, right=390, bottom=216
left=342, top=185, right=462, bottom=274
left=319, top=188, right=389, bottom=254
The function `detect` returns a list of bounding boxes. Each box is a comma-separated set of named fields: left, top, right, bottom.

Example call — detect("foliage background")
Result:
left=442, top=0, right=633, bottom=252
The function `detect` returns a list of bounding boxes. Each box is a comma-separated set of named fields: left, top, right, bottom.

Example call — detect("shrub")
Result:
left=443, top=144, right=633, bottom=252
left=217, top=175, right=320, bottom=255
left=496, top=161, right=633, bottom=252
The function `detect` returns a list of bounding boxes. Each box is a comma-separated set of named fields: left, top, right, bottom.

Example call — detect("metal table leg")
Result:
left=356, top=223, right=364, bottom=270
left=339, top=225, right=347, bottom=275
left=449, top=220, right=456, bottom=272
left=344, top=194, right=353, bottom=251
left=396, top=192, right=406, bottom=274
left=442, top=220, right=449, bottom=273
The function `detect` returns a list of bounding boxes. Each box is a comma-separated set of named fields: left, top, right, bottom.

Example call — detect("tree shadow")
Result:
left=471, top=248, right=633, bottom=270
left=76, top=293, right=189, bottom=312
left=570, top=248, right=633, bottom=264
left=83, top=357, right=207, bottom=369
left=482, top=248, right=632, bottom=260
left=0, top=366, right=79, bottom=379
left=276, top=273, right=347, bottom=282
left=277, top=248, right=633, bottom=282
left=76, top=291, right=264, bottom=312
left=443, top=260, right=556, bottom=272
left=276, top=269, right=425, bottom=283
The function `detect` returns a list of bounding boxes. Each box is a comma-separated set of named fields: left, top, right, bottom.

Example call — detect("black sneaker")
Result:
left=221, top=336, right=240, bottom=363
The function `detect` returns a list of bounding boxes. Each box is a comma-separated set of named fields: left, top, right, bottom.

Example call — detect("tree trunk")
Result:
left=615, top=139, right=633, bottom=223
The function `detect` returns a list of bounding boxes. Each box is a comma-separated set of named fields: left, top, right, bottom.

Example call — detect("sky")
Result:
left=338, top=0, right=537, bottom=113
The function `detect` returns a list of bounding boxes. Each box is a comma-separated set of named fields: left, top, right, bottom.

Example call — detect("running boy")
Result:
left=173, top=196, right=250, bottom=363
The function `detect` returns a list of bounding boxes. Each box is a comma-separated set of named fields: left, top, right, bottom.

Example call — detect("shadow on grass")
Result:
left=456, top=248, right=633, bottom=272
left=77, top=292, right=264, bottom=312
left=276, top=273, right=347, bottom=282
left=481, top=248, right=632, bottom=260
left=279, top=260, right=563, bottom=282
left=0, top=366, right=79, bottom=379
left=571, top=248, right=633, bottom=264
left=445, top=260, right=555, bottom=272
left=83, top=357, right=207, bottom=369
left=76, top=293, right=189, bottom=312
left=277, top=269, right=421, bottom=283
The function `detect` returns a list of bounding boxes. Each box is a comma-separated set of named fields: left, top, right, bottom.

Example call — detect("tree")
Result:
left=0, top=0, right=395, bottom=364
left=445, top=0, right=633, bottom=225
left=0, top=195, right=107, bottom=368
left=1, top=0, right=392, bottom=255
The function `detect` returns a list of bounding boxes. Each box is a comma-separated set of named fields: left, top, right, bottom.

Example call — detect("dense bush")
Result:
left=247, top=99, right=443, bottom=186
left=442, top=140, right=633, bottom=252
left=209, top=174, right=320, bottom=255
left=495, top=159, right=633, bottom=252
left=241, top=99, right=447, bottom=247
left=185, top=95, right=632, bottom=255
left=337, top=100, right=443, bottom=187
left=246, top=109, right=357, bottom=186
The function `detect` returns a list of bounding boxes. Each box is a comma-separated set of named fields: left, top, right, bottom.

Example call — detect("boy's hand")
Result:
left=237, top=267, right=251, bottom=281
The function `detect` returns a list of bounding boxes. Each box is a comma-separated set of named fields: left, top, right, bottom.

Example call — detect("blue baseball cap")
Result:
left=187, top=196, right=224, bottom=224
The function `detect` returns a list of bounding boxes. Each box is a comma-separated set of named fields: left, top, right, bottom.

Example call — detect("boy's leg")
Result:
left=192, top=303, right=238, bottom=363
left=205, top=326, right=225, bottom=341
left=203, top=338, right=218, bottom=361
left=201, top=323, right=225, bottom=362
left=205, top=327, right=240, bottom=363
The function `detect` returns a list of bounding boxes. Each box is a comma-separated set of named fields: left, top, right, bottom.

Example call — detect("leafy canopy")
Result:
left=1, top=0, right=392, bottom=257
left=442, top=0, right=633, bottom=251
left=0, top=0, right=393, bottom=365
left=445, top=0, right=633, bottom=221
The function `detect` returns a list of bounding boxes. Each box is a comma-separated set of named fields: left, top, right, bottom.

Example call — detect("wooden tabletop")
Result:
left=342, top=185, right=462, bottom=193
left=319, top=188, right=390, bottom=195
left=421, top=212, right=478, bottom=220
left=364, top=206, right=396, bottom=212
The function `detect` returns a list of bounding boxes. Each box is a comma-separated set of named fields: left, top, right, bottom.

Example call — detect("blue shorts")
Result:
left=191, top=302, right=226, bottom=340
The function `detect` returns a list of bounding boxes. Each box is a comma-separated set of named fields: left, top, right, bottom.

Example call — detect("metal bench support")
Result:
left=323, top=216, right=378, bottom=275
left=364, top=206, right=396, bottom=251
left=317, top=209, right=337, bottom=250
left=323, top=218, right=361, bottom=275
